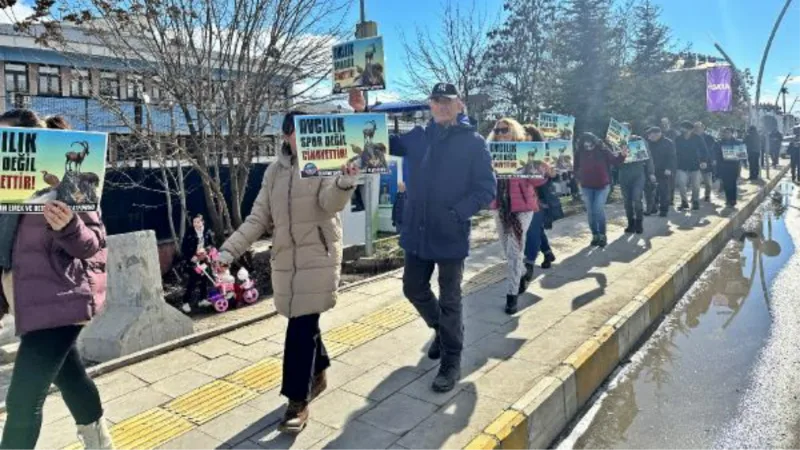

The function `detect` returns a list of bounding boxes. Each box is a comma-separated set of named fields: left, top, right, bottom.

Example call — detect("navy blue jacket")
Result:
left=389, top=115, right=495, bottom=261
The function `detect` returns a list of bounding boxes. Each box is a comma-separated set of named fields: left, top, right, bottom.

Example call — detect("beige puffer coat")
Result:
left=219, top=149, right=355, bottom=318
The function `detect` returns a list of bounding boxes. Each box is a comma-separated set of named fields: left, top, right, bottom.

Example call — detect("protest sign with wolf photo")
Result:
left=624, top=139, right=650, bottom=163
left=0, top=127, right=107, bottom=213
left=490, top=142, right=548, bottom=179
left=295, top=113, right=389, bottom=178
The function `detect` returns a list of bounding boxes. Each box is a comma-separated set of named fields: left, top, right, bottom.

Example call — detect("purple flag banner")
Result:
left=707, top=66, right=733, bottom=112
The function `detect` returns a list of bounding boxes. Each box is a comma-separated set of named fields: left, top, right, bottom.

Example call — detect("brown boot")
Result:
left=278, top=400, right=309, bottom=434
left=309, top=370, right=328, bottom=401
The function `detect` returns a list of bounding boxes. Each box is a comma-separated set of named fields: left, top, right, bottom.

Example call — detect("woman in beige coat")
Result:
left=219, top=111, right=359, bottom=434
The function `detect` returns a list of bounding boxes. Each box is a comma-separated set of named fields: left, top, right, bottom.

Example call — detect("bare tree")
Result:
left=7, top=0, right=349, bottom=239
left=399, top=0, right=492, bottom=105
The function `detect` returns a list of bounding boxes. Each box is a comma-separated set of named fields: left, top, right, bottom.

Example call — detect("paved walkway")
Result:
left=13, top=170, right=782, bottom=449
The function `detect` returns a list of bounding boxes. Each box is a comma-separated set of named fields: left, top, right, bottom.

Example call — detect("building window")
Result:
left=99, top=71, right=119, bottom=98
left=4, top=63, right=28, bottom=93
left=70, top=69, right=90, bottom=97
left=151, top=76, right=161, bottom=101
left=126, top=74, right=143, bottom=100
left=37, top=66, right=61, bottom=96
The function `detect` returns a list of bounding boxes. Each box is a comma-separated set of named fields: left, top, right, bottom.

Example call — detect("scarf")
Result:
left=497, top=180, right=523, bottom=244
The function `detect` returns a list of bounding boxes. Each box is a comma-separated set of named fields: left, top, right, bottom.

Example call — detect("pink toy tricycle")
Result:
left=193, top=247, right=260, bottom=312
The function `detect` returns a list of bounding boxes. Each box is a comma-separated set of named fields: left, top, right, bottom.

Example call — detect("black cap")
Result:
left=430, top=82, right=460, bottom=99
left=646, top=126, right=662, bottom=135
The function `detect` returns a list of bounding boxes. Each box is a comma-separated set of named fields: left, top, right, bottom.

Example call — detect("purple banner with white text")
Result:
left=706, top=66, right=733, bottom=112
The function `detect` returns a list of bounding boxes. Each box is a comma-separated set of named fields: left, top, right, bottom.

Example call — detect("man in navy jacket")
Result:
left=350, top=83, right=496, bottom=392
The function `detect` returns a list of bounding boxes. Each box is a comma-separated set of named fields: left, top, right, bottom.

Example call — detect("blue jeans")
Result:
left=582, top=186, right=611, bottom=236
left=524, top=211, right=551, bottom=263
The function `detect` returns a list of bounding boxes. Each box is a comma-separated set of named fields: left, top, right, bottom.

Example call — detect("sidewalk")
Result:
left=18, top=170, right=784, bottom=450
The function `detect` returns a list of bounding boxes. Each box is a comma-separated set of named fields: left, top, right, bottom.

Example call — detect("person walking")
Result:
left=618, top=131, right=655, bottom=234
left=661, top=117, right=679, bottom=205
left=350, top=84, right=495, bottom=393
left=788, top=126, right=800, bottom=183
left=694, top=122, right=717, bottom=202
left=218, top=111, right=360, bottom=434
left=487, top=119, right=547, bottom=314
left=574, top=132, right=627, bottom=247
left=674, top=121, right=709, bottom=211
left=0, top=109, right=113, bottom=450
left=745, top=126, right=762, bottom=181
left=179, top=214, right=216, bottom=314
left=766, top=128, right=783, bottom=168
left=713, top=127, right=742, bottom=208
left=646, top=127, right=677, bottom=217
left=522, top=125, right=559, bottom=274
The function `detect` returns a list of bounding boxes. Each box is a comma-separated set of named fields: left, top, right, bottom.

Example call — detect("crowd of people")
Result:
left=0, top=81, right=797, bottom=449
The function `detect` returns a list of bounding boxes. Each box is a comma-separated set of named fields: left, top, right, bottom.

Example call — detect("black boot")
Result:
left=624, top=217, right=635, bottom=233
left=427, top=330, right=441, bottom=360
left=541, top=252, right=556, bottom=269
left=679, top=201, right=689, bottom=210
left=505, top=294, right=518, bottom=315
left=598, top=234, right=608, bottom=248
left=692, top=201, right=700, bottom=210
left=635, top=219, right=644, bottom=234
left=518, top=263, right=533, bottom=294
left=431, top=359, right=461, bottom=393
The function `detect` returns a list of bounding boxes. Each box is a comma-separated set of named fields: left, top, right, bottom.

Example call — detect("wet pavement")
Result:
left=558, top=179, right=800, bottom=449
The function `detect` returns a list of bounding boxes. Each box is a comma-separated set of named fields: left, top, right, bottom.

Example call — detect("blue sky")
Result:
left=348, top=0, right=800, bottom=107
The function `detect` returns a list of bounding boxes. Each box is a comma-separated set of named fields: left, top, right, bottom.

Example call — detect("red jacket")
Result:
left=490, top=178, right=548, bottom=213
left=10, top=212, right=107, bottom=335
left=574, top=145, right=626, bottom=189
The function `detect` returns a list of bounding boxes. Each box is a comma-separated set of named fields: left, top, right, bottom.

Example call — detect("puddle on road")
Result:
left=559, top=181, right=799, bottom=449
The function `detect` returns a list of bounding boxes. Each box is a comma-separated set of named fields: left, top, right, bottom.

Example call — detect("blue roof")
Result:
left=370, top=100, right=430, bottom=113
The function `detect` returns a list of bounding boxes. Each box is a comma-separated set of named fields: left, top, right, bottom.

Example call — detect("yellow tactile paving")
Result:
left=324, top=339, right=352, bottom=358
left=324, top=322, right=385, bottom=347
left=163, top=380, right=257, bottom=425
left=63, top=407, right=194, bottom=450
left=225, top=357, right=283, bottom=393
left=358, top=307, right=418, bottom=330
left=59, top=269, right=507, bottom=449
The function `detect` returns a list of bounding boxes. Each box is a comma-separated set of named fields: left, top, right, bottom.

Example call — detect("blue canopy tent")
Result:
left=369, top=100, right=430, bottom=114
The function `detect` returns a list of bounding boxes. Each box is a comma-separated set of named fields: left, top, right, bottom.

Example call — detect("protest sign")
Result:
left=490, top=142, right=547, bottom=179
left=537, top=113, right=575, bottom=141
left=295, top=113, right=389, bottom=178
left=545, top=140, right=574, bottom=174
left=721, top=143, right=747, bottom=161
left=718, top=143, right=747, bottom=161
left=606, top=118, right=631, bottom=153
left=0, top=127, right=107, bottom=213
left=332, top=36, right=385, bottom=94
left=624, top=139, right=650, bottom=164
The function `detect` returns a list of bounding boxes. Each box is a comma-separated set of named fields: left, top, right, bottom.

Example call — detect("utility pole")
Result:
left=356, top=0, right=378, bottom=256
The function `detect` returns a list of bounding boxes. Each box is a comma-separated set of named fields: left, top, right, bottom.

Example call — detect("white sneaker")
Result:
left=198, top=299, right=213, bottom=308
left=77, top=417, right=114, bottom=449
left=181, top=303, right=191, bottom=314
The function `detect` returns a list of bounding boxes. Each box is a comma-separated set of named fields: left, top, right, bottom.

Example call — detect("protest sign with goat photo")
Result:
left=0, top=127, right=107, bottom=213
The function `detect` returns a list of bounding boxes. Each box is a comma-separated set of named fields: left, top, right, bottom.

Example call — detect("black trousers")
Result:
left=402, top=253, right=465, bottom=362
left=748, top=153, right=761, bottom=179
left=183, top=270, right=209, bottom=306
left=720, top=164, right=740, bottom=206
left=1, top=325, right=102, bottom=449
left=644, top=178, right=657, bottom=213
left=653, top=175, right=672, bottom=213
left=791, top=153, right=800, bottom=181
left=281, top=314, right=330, bottom=402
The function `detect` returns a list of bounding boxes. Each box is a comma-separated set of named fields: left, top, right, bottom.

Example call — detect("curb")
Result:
left=464, top=168, right=789, bottom=450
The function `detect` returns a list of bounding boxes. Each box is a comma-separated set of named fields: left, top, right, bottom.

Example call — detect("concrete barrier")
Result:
left=79, top=230, right=193, bottom=363
left=465, top=168, right=789, bottom=450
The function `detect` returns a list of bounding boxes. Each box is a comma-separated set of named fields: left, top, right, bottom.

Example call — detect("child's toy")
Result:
left=192, top=247, right=260, bottom=313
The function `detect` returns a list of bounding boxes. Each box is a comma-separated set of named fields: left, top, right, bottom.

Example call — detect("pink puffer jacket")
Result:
left=489, top=178, right=547, bottom=213
left=9, top=212, right=107, bottom=335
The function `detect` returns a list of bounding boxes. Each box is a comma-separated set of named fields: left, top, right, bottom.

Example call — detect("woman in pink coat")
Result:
left=488, top=118, right=548, bottom=314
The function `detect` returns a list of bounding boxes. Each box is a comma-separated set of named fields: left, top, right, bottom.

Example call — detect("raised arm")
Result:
left=220, top=165, right=276, bottom=263
left=318, top=173, right=357, bottom=214
left=451, top=139, right=497, bottom=221
left=51, top=211, right=106, bottom=260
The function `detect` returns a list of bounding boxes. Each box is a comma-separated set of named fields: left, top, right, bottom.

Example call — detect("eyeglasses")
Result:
left=493, top=127, right=510, bottom=135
